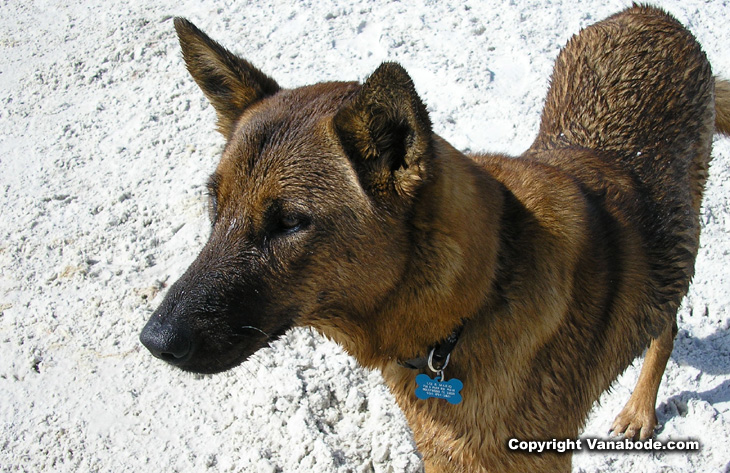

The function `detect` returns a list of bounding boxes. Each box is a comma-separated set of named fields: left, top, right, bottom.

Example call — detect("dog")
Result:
left=140, top=5, right=730, bottom=472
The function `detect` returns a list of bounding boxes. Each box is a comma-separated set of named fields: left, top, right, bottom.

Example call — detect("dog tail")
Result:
left=716, top=78, right=730, bottom=136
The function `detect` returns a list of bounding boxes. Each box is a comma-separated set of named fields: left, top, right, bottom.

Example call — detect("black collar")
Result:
left=399, top=324, right=464, bottom=371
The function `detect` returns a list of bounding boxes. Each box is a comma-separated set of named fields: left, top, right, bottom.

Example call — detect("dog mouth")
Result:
left=182, top=327, right=291, bottom=375
left=174, top=342, right=264, bottom=375
left=140, top=315, right=292, bottom=375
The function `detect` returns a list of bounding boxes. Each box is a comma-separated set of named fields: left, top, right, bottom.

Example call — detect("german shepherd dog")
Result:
left=140, top=5, right=730, bottom=472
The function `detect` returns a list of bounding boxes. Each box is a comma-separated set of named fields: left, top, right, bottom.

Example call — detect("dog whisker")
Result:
left=241, top=325, right=271, bottom=339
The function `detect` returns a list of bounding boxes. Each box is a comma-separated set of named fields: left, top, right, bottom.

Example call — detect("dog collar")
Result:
left=399, top=324, right=464, bottom=371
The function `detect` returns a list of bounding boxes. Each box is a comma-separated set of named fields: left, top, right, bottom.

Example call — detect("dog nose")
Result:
left=139, top=317, right=192, bottom=363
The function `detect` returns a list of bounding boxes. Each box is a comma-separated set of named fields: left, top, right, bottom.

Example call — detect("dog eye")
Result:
left=272, top=213, right=310, bottom=237
left=264, top=203, right=311, bottom=239
left=279, top=214, right=305, bottom=232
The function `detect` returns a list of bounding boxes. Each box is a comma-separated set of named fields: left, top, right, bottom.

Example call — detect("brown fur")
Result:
left=140, top=6, right=729, bottom=472
left=717, top=79, right=730, bottom=135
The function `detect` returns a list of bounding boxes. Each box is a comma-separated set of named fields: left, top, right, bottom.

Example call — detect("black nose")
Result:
left=139, top=317, right=192, bottom=363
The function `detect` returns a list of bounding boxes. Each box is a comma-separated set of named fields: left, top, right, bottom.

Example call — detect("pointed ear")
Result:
left=174, top=18, right=280, bottom=138
left=333, top=62, right=432, bottom=201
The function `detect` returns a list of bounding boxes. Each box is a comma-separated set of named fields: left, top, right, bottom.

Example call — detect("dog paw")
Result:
left=610, top=401, right=658, bottom=440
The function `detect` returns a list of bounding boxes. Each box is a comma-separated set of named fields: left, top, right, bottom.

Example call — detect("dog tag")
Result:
left=415, top=373, right=463, bottom=404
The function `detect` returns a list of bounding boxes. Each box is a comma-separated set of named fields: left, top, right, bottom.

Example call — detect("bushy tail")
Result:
left=717, top=79, right=730, bottom=136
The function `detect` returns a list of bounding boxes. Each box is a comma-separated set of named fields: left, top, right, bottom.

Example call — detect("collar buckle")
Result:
left=398, top=324, right=463, bottom=371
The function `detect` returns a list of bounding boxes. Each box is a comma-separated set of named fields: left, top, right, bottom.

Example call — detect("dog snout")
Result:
left=139, top=315, right=192, bottom=364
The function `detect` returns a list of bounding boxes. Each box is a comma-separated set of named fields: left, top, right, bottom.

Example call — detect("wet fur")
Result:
left=141, top=5, right=730, bottom=472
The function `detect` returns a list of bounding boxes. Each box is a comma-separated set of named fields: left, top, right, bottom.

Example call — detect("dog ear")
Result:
left=333, top=62, right=432, bottom=201
left=174, top=18, right=280, bottom=138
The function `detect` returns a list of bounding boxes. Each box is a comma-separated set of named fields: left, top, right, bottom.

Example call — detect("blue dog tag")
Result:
left=415, top=373, right=463, bottom=404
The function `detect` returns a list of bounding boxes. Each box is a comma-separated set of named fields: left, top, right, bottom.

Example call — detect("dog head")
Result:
left=139, top=19, right=437, bottom=373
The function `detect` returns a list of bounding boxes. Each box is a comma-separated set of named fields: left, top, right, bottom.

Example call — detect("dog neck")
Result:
left=354, top=136, right=506, bottom=370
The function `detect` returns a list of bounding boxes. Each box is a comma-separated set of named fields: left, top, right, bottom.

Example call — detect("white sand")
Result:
left=1, top=1, right=728, bottom=471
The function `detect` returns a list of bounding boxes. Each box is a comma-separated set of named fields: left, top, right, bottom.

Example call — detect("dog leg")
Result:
left=610, top=320, right=677, bottom=439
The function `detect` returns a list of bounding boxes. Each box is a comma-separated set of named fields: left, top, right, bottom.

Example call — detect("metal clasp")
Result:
left=427, top=348, right=451, bottom=382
